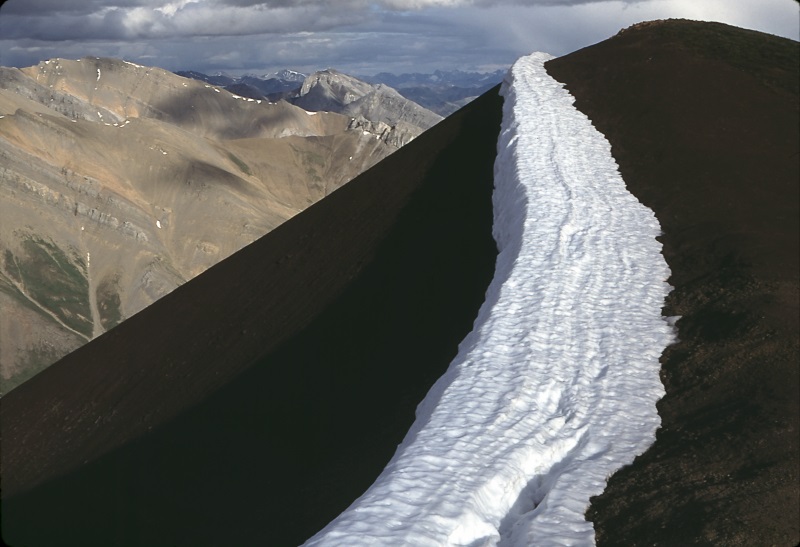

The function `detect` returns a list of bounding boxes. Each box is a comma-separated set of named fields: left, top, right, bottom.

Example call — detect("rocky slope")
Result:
left=0, top=57, right=408, bottom=393
left=291, top=69, right=442, bottom=147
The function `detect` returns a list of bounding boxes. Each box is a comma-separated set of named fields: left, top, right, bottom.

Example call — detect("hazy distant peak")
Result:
left=264, top=69, right=307, bottom=82
left=294, top=70, right=375, bottom=112
left=366, top=68, right=506, bottom=90
left=298, top=70, right=374, bottom=102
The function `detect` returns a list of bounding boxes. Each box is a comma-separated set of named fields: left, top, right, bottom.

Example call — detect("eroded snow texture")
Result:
left=305, top=52, right=675, bottom=547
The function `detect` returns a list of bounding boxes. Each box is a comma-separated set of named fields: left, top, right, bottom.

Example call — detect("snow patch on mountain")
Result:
left=305, top=52, right=674, bottom=546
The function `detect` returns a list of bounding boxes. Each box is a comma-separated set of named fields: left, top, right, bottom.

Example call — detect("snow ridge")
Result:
left=305, top=52, right=674, bottom=547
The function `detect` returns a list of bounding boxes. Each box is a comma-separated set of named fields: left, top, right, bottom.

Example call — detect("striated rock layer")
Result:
left=293, top=69, right=443, bottom=147
left=0, top=57, right=406, bottom=392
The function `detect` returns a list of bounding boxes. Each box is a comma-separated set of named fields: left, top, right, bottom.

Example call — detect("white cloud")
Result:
left=155, top=0, right=201, bottom=16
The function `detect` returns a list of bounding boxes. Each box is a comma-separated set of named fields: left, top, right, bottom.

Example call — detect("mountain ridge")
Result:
left=176, top=66, right=504, bottom=116
left=0, top=56, right=416, bottom=392
left=546, top=18, right=799, bottom=545
left=1, top=19, right=797, bottom=547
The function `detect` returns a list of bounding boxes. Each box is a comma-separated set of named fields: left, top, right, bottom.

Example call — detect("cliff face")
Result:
left=293, top=69, right=443, bottom=146
left=0, top=57, right=405, bottom=392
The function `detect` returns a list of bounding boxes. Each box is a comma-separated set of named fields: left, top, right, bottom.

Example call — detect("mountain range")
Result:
left=177, top=67, right=504, bottom=116
left=1, top=19, right=798, bottom=547
left=0, top=57, right=438, bottom=393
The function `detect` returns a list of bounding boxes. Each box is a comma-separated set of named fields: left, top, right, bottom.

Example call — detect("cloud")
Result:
left=0, top=0, right=376, bottom=41
left=0, top=0, right=797, bottom=75
left=0, top=1, right=167, bottom=16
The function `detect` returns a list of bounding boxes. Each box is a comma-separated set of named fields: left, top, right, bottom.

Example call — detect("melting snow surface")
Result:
left=305, top=52, right=674, bottom=547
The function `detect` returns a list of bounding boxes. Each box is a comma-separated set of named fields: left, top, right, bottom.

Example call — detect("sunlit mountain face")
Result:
left=0, top=57, right=436, bottom=392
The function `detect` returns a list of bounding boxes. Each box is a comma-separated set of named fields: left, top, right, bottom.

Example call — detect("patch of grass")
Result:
left=4, top=250, right=22, bottom=283
left=292, top=146, right=326, bottom=184
left=226, top=151, right=252, bottom=176
left=302, top=150, right=326, bottom=167
left=12, top=235, right=92, bottom=338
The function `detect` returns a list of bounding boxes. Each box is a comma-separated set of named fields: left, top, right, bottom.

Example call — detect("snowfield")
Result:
left=305, top=52, right=675, bottom=546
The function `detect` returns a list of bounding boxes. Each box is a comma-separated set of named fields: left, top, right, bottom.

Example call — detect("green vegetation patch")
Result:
left=292, top=145, right=326, bottom=184
left=301, top=149, right=326, bottom=168
left=12, top=235, right=92, bottom=338
left=4, top=250, right=22, bottom=283
left=226, top=151, right=252, bottom=176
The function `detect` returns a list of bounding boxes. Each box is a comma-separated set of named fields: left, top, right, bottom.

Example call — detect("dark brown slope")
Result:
left=1, top=87, right=502, bottom=545
left=547, top=20, right=799, bottom=546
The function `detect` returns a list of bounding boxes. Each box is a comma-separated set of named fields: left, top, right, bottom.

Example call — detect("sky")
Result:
left=0, top=0, right=797, bottom=77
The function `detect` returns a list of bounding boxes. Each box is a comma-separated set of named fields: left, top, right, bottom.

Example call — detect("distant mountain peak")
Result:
left=260, top=69, right=307, bottom=82
left=363, top=68, right=505, bottom=116
left=174, top=65, right=502, bottom=118
left=292, top=69, right=442, bottom=137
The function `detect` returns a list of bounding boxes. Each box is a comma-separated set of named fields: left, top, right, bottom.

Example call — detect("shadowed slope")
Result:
left=1, top=86, right=502, bottom=545
left=547, top=19, right=799, bottom=546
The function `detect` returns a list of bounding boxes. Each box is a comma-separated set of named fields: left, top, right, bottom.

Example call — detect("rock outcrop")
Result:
left=292, top=69, right=442, bottom=146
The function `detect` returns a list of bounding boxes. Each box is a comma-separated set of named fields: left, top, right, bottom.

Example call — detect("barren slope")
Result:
left=547, top=19, right=799, bottom=546
left=0, top=57, right=403, bottom=392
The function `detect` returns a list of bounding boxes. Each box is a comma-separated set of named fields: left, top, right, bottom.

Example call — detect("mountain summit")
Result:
left=291, top=69, right=443, bottom=146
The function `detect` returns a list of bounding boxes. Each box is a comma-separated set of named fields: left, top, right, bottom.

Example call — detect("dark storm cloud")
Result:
left=0, top=1, right=372, bottom=41
left=0, top=0, right=665, bottom=45
left=0, top=0, right=158, bottom=16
